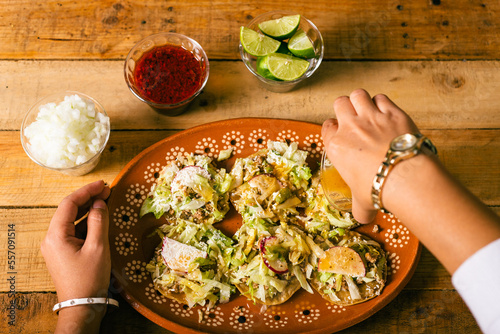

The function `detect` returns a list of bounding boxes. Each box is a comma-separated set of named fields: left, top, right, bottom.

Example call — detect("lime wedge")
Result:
left=266, top=53, right=310, bottom=81
left=288, top=29, right=316, bottom=58
left=256, top=56, right=278, bottom=80
left=258, top=14, right=301, bottom=40
left=240, top=26, right=281, bottom=57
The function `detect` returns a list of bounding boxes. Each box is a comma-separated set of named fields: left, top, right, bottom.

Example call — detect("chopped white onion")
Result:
left=24, top=94, right=109, bottom=168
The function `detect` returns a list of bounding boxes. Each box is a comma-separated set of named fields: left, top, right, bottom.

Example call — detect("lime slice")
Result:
left=256, top=56, right=279, bottom=80
left=258, top=14, right=301, bottom=40
left=266, top=53, right=310, bottom=81
left=288, top=29, right=316, bottom=58
left=240, top=26, right=280, bottom=57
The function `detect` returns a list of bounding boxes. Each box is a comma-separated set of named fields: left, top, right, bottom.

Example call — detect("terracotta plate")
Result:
left=108, top=118, right=421, bottom=334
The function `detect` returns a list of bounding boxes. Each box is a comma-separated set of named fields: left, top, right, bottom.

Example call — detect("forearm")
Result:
left=383, top=151, right=500, bottom=274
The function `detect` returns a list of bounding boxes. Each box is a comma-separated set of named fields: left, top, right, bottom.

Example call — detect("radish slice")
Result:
left=318, top=246, right=366, bottom=277
left=161, top=237, right=207, bottom=272
left=171, top=166, right=211, bottom=193
left=260, top=236, right=289, bottom=274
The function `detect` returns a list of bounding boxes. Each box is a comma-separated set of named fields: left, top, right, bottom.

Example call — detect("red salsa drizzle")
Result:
left=133, top=44, right=204, bottom=105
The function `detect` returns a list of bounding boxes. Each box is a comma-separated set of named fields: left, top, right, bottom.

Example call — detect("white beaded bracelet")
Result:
left=52, top=297, right=119, bottom=314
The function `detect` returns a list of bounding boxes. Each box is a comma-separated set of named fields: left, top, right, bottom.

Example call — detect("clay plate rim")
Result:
left=108, top=117, right=421, bottom=334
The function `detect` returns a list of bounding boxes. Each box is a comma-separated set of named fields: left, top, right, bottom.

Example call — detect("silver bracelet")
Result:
left=53, top=297, right=119, bottom=314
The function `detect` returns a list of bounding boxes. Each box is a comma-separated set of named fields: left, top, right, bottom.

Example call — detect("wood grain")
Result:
left=2, top=0, right=500, bottom=60
left=3, top=60, right=500, bottom=131
left=0, top=290, right=480, bottom=333
left=2, top=129, right=499, bottom=207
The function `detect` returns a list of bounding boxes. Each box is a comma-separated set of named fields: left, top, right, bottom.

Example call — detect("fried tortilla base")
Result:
left=235, top=278, right=301, bottom=306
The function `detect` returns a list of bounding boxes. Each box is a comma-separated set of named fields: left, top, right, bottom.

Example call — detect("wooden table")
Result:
left=1, top=1, right=499, bottom=333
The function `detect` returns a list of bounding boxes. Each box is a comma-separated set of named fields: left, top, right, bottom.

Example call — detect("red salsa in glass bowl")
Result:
left=125, top=33, right=209, bottom=116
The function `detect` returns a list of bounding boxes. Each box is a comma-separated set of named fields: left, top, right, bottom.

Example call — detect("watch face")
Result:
left=391, top=134, right=418, bottom=151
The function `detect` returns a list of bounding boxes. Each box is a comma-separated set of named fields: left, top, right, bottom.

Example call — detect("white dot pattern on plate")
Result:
left=114, top=232, right=138, bottom=256
left=203, top=307, right=225, bottom=327
left=125, top=183, right=148, bottom=207
left=387, top=251, right=401, bottom=275
left=326, top=303, right=346, bottom=314
left=384, top=221, right=411, bottom=248
left=229, top=306, right=255, bottom=331
left=303, top=134, right=323, bottom=159
left=222, top=131, right=246, bottom=154
left=195, top=137, right=219, bottom=158
left=113, top=206, right=139, bottom=230
left=124, top=260, right=148, bottom=283
left=144, top=162, right=163, bottom=183
left=276, top=129, right=299, bottom=143
left=165, top=146, right=190, bottom=163
left=170, top=300, right=195, bottom=318
left=248, top=129, right=269, bottom=151
left=263, top=310, right=288, bottom=328
left=145, top=283, right=168, bottom=304
left=294, top=305, right=320, bottom=324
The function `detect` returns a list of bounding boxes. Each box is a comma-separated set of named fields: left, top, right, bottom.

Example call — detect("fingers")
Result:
left=321, top=118, right=338, bottom=150
left=372, top=93, right=407, bottom=116
left=333, top=95, right=356, bottom=119
left=49, top=180, right=110, bottom=237
left=349, top=89, right=380, bottom=116
left=351, top=197, right=378, bottom=224
left=373, top=94, right=420, bottom=132
left=84, top=199, right=110, bottom=248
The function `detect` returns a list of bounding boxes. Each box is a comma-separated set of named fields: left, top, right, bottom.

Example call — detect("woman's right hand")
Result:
left=321, top=89, right=419, bottom=224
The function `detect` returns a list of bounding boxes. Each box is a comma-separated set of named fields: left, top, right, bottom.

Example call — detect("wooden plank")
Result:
left=1, top=0, right=500, bottom=60
left=426, top=129, right=500, bottom=206
left=1, top=129, right=499, bottom=207
left=406, top=247, right=452, bottom=290
left=0, top=290, right=479, bottom=333
left=2, top=60, right=500, bottom=131
left=0, top=208, right=55, bottom=292
left=339, top=290, right=481, bottom=334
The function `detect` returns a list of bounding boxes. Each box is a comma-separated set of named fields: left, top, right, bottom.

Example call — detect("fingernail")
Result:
left=92, top=199, right=107, bottom=210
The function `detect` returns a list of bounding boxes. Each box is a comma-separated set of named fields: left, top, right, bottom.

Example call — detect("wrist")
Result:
left=381, top=150, right=441, bottom=215
left=371, top=133, right=438, bottom=213
left=56, top=304, right=106, bottom=334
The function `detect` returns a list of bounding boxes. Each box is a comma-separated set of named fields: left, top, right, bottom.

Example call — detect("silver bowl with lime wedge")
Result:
left=239, top=11, right=324, bottom=93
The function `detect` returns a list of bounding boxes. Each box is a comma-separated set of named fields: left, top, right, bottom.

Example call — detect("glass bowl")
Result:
left=20, top=91, right=110, bottom=176
left=320, top=151, right=352, bottom=212
left=124, top=32, right=209, bottom=116
left=239, top=11, right=324, bottom=93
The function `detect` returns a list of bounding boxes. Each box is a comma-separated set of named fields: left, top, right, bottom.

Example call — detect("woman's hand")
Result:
left=322, top=89, right=419, bottom=224
left=41, top=180, right=111, bottom=333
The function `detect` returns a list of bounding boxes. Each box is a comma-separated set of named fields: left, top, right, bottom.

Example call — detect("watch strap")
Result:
left=371, top=133, right=437, bottom=213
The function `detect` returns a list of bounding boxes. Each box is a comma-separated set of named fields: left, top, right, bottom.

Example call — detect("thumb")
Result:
left=351, top=197, right=378, bottom=225
left=321, top=118, right=339, bottom=146
left=85, top=199, right=109, bottom=248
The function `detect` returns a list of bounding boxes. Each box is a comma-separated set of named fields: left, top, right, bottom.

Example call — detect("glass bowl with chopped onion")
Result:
left=21, top=91, right=110, bottom=176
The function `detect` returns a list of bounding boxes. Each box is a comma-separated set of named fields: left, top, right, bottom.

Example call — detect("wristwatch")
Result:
left=371, top=133, right=437, bottom=213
